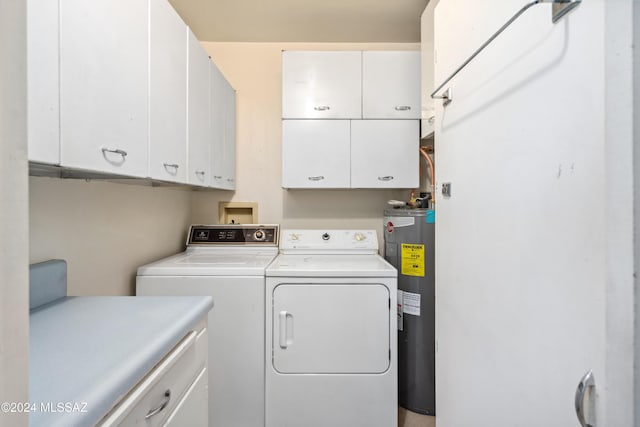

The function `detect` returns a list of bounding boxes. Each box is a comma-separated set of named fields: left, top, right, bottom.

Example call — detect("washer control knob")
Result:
left=322, top=233, right=330, bottom=241
left=253, top=230, right=265, bottom=241
left=354, top=232, right=366, bottom=241
left=290, top=233, right=299, bottom=241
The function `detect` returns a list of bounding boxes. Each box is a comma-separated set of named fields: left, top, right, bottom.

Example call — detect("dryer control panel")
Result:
left=188, top=225, right=279, bottom=246
left=280, top=229, right=378, bottom=254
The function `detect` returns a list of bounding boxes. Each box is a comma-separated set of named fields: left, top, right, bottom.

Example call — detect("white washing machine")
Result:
left=265, top=229, right=397, bottom=427
left=136, top=224, right=279, bottom=427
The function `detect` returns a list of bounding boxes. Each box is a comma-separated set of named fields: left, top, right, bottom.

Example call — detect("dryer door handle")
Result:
left=279, top=311, right=294, bottom=349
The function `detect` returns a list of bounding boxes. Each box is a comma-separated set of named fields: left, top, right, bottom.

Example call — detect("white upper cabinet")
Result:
left=351, top=120, right=419, bottom=189
left=59, top=0, right=149, bottom=177
left=149, top=0, right=188, bottom=183
left=28, top=0, right=234, bottom=189
left=27, top=0, right=60, bottom=165
left=282, top=51, right=362, bottom=119
left=210, top=63, right=225, bottom=189
left=210, top=63, right=236, bottom=190
left=281, top=50, right=420, bottom=189
left=420, top=0, right=437, bottom=137
left=362, top=51, right=421, bottom=119
left=187, top=30, right=211, bottom=187
left=222, top=79, right=237, bottom=190
left=282, top=120, right=351, bottom=189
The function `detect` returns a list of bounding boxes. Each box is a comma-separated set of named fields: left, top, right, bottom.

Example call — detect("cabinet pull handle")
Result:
left=195, top=170, right=206, bottom=177
left=428, top=115, right=436, bottom=124
left=227, top=178, right=234, bottom=182
left=575, top=370, right=595, bottom=427
left=313, top=105, right=330, bottom=111
left=377, top=176, right=394, bottom=181
left=145, top=389, right=171, bottom=420
left=308, top=176, right=325, bottom=181
left=163, top=163, right=179, bottom=171
left=101, top=147, right=128, bottom=158
left=394, top=105, right=411, bottom=111
left=213, top=175, right=222, bottom=179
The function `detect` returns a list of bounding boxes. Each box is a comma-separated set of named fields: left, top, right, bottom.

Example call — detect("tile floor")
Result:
left=398, top=406, right=436, bottom=427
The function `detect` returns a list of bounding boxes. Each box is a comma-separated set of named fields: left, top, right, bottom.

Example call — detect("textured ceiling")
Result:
left=169, top=0, right=429, bottom=42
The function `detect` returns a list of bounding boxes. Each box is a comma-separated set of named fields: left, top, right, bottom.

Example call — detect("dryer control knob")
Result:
left=354, top=232, right=366, bottom=241
left=322, top=233, right=330, bottom=241
left=254, top=230, right=265, bottom=241
left=290, top=233, right=299, bottom=241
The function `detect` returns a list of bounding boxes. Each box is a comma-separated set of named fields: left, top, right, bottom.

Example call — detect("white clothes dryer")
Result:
left=265, top=229, right=397, bottom=427
left=136, top=224, right=279, bottom=427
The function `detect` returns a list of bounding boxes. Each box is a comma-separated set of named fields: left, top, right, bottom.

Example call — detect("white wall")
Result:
left=192, top=42, right=420, bottom=235
left=29, top=178, right=193, bottom=295
left=0, top=0, right=28, bottom=425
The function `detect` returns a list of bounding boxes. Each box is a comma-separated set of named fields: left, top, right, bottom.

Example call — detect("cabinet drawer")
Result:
left=161, top=367, right=208, bottom=426
left=98, top=326, right=207, bottom=426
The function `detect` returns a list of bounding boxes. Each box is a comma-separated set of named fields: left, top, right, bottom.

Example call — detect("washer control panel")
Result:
left=188, top=224, right=279, bottom=245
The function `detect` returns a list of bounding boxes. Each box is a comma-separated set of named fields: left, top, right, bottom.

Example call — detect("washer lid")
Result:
left=266, top=254, right=397, bottom=277
left=137, top=249, right=278, bottom=276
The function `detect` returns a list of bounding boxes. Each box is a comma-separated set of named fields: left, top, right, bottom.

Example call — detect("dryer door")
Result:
left=272, top=283, right=390, bottom=374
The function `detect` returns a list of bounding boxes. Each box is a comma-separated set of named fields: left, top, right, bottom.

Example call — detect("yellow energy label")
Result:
left=401, top=244, right=425, bottom=277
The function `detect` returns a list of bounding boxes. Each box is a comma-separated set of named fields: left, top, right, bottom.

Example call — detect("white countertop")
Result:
left=29, top=296, right=213, bottom=427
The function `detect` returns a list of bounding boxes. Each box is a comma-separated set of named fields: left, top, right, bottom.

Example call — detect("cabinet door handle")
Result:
left=575, top=370, right=595, bottom=427
left=308, top=176, right=325, bottom=181
left=428, top=115, right=436, bottom=124
left=227, top=178, right=234, bottom=182
left=213, top=175, right=222, bottom=179
left=394, top=105, right=411, bottom=111
left=101, top=147, right=128, bottom=158
left=195, top=170, right=206, bottom=177
left=163, top=163, right=179, bottom=172
left=145, top=389, right=171, bottom=420
left=377, top=176, right=394, bottom=181
left=313, top=105, right=330, bottom=111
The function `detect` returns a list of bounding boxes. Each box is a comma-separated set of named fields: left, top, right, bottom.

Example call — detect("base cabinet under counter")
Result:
left=97, top=322, right=208, bottom=427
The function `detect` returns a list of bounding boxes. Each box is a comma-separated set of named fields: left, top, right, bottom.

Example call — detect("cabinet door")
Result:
left=59, top=0, right=148, bottom=177
left=351, top=120, right=419, bottom=188
left=282, top=120, right=350, bottom=189
left=222, top=79, right=236, bottom=190
left=273, top=284, right=390, bottom=374
left=210, top=67, right=236, bottom=190
left=209, top=63, right=225, bottom=189
left=149, top=0, right=187, bottom=183
left=282, top=51, right=361, bottom=119
left=187, top=31, right=211, bottom=187
left=420, top=1, right=437, bottom=138
left=27, top=0, right=59, bottom=165
left=362, top=51, right=421, bottom=119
